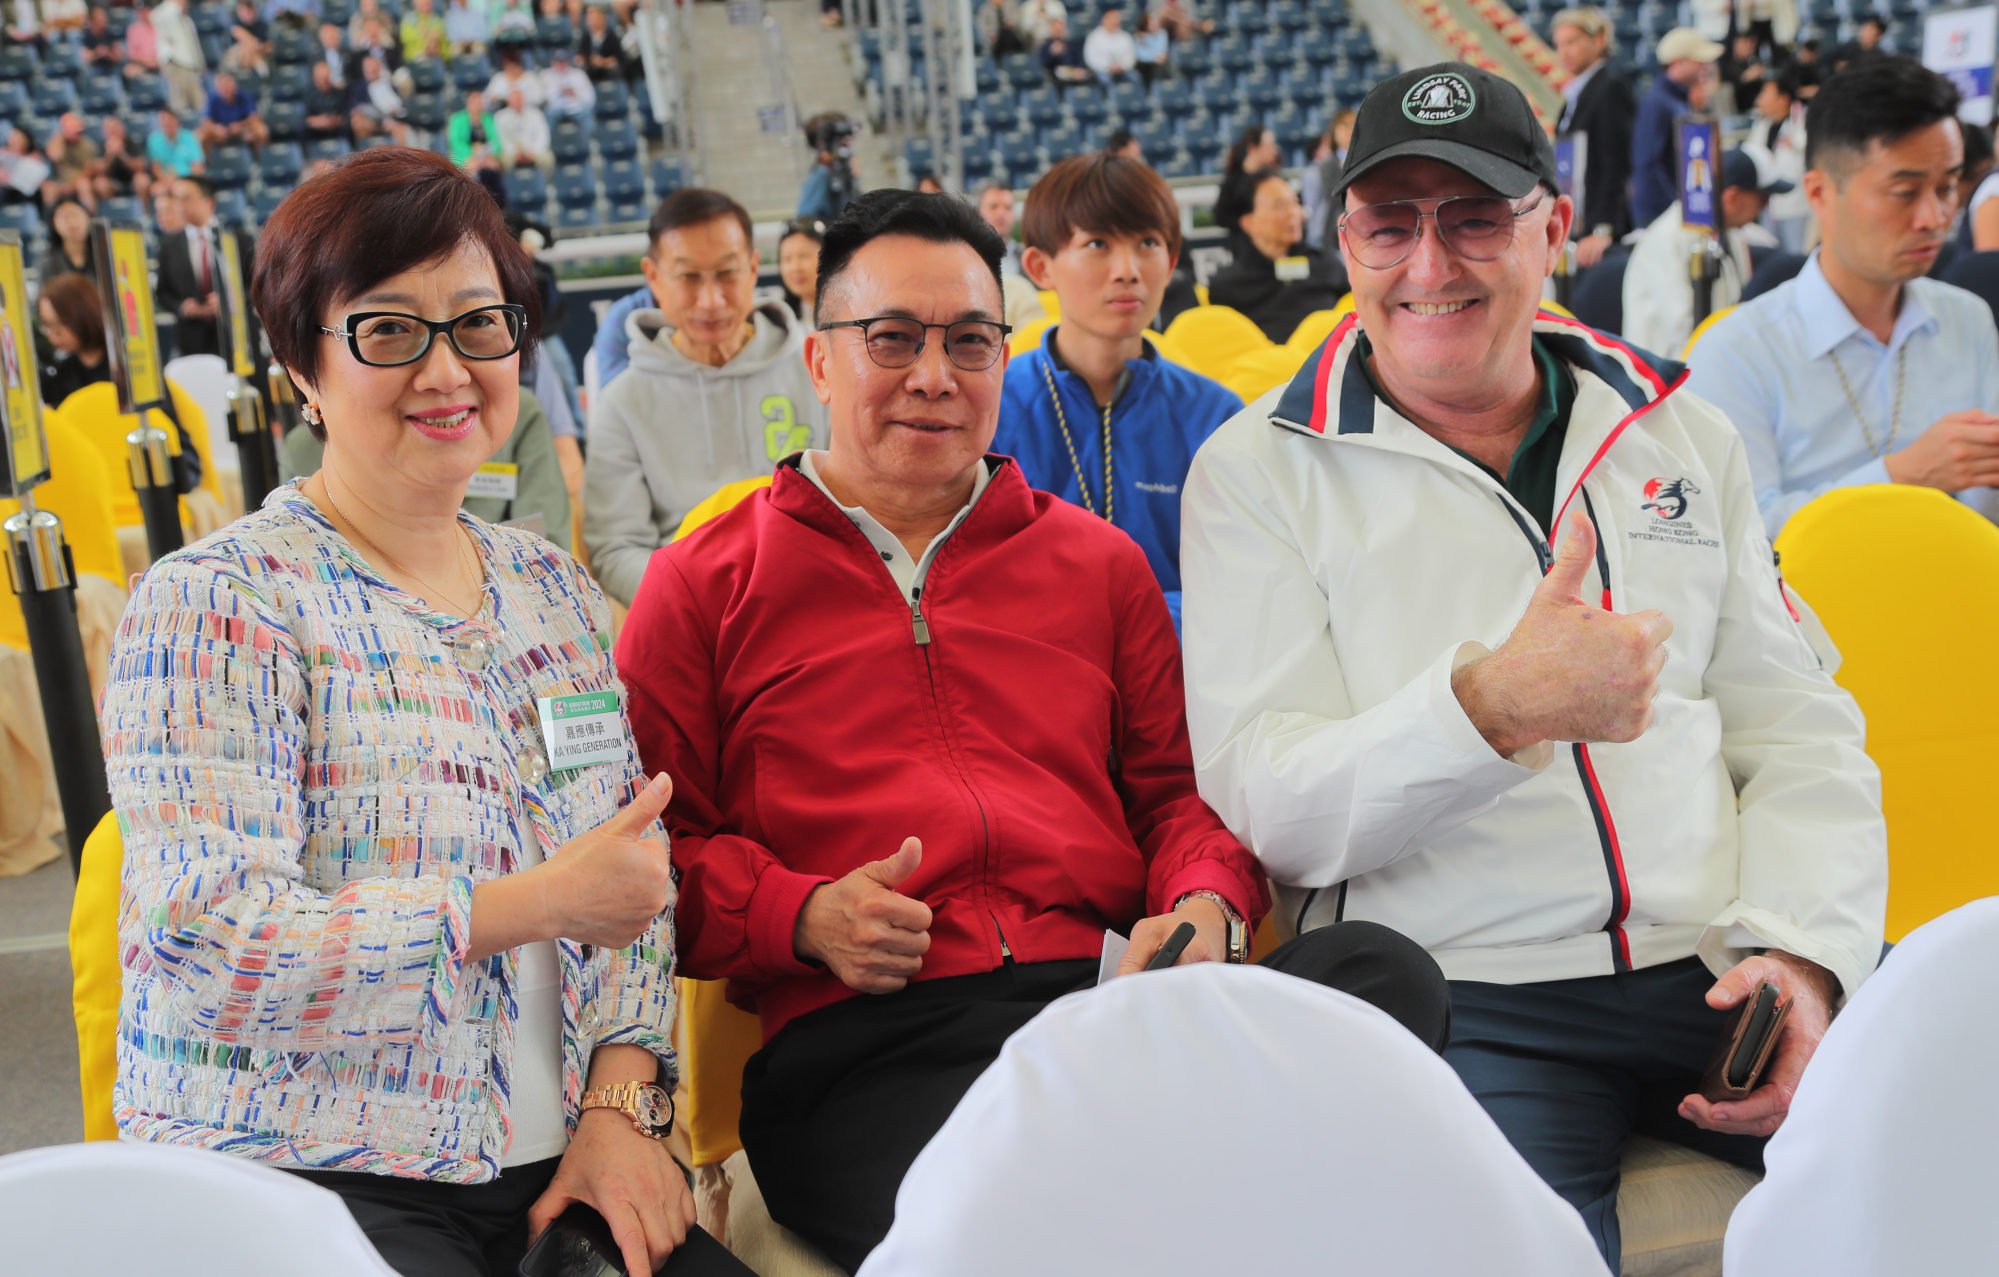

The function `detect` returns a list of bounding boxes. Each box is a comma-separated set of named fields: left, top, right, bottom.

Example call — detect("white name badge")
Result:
left=466, top=462, right=520, bottom=502
left=1276, top=256, right=1312, bottom=283
left=536, top=691, right=630, bottom=772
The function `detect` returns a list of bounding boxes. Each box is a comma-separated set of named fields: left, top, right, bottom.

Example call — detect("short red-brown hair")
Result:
left=252, top=147, right=540, bottom=420
left=1021, top=153, right=1184, bottom=261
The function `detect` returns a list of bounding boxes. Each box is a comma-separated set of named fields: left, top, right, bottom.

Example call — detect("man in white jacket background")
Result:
left=1181, top=63, right=1885, bottom=1271
left=1620, top=148, right=1784, bottom=358
left=585, top=188, right=827, bottom=605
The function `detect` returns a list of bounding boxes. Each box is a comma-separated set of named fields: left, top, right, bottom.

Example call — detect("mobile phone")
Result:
left=1698, top=981, right=1790, bottom=1102
left=519, top=1204, right=734, bottom=1277
left=1144, top=921, right=1197, bottom=972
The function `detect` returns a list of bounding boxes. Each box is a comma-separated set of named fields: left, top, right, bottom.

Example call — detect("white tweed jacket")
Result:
left=101, top=483, right=676, bottom=1182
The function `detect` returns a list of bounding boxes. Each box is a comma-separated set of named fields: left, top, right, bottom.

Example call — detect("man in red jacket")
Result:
left=616, top=189, right=1448, bottom=1272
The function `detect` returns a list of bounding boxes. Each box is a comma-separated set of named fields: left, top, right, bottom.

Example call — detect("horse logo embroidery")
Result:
left=1641, top=477, right=1700, bottom=521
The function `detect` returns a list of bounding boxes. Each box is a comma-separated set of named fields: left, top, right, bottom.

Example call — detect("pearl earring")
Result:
left=302, top=403, right=323, bottom=426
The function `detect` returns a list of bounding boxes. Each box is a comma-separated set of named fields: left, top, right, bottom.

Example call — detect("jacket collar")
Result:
left=1791, top=251, right=1940, bottom=359
left=1272, top=309, right=1685, bottom=440
left=769, top=451, right=1033, bottom=551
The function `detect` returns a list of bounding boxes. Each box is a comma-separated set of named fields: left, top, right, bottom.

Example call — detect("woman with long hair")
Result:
left=1213, top=123, right=1281, bottom=234
left=777, top=216, right=823, bottom=325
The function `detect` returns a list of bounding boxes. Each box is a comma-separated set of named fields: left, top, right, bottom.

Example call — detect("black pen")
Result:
left=1144, top=921, right=1197, bottom=971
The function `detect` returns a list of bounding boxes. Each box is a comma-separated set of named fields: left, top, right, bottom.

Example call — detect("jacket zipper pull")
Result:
left=910, top=588, right=931, bottom=646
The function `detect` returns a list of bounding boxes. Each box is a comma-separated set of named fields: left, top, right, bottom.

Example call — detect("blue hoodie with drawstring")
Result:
left=996, top=330, right=1243, bottom=630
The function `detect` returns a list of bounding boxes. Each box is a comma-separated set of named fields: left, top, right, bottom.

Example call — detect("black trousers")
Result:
left=1444, top=957, right=1768, bottom=1270
left=291, top=1157, right=751, bottom=1276
left=740, top=921, right=1450, bottom=1273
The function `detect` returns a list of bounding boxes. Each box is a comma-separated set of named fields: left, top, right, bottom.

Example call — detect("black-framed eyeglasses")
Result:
left=319, top=303, right=528, bottom=368
left=1337, top=192, right=1547, bottom=270
left=818, top=315, right=1013, bottom=371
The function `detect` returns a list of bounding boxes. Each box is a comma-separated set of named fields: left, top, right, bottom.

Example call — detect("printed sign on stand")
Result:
left=0, top=233, right=48, bottom=498
left=1923, top=4, right=1999, bottom=125
left=1678, top=119, right=1721, bottom=233
left=93, top=220, right=168, bottom=414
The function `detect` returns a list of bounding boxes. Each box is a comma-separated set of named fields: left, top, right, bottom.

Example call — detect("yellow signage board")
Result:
left=219, top=230, right=256, bottom=379
left=96, top=221, right=166, bottom=413
left=0, top=233, right=48, bottom=498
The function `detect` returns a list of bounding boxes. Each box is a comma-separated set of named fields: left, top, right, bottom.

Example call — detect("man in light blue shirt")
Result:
left=1685, top=56, right=1999, bottom=537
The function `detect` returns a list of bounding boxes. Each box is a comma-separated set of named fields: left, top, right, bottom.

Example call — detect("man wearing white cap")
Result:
left=1621, top=147, right=1787, bottom=355
left=1632, top=28, right=1724, bottom=224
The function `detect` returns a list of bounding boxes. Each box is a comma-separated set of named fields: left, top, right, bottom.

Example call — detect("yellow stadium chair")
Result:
left=1682, top=306, right=1736, bottom=359
left=1538, top=299, right=1575, bottom=319
left=69, top=810, right=122, bottom=1140
left=1221, top=345, right=1310, bottom=404
left=1285, top=300, right=1353, bottom=353
left=1036, top=289, right=1060, bottom=321
left=56, top=380, right=231, bottom=546
left=1161, top=305, right=1273, bottom=382
left=0, top=407, right=124, bottom=650
left=1007, top=315, right=1055, bottom=356
left=673, top=476, right=773, bottom=543
left=1775, top=485, right=1999, bottom=940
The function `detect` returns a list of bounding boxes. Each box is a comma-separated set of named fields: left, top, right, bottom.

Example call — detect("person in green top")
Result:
left=446, top=89, right=502, bottom=173
left=282, top=384, right=573, bottom=551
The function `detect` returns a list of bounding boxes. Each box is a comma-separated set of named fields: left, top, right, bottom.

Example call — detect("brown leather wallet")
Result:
left=1699, top=981, right=1791, bottom=1102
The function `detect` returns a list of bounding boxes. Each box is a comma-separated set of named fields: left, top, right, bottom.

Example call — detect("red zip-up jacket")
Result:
left=617, top=456, right=1269, bottom=1041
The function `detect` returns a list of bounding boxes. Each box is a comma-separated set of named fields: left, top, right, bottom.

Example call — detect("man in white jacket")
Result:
left=1620, top=148, right=1784, bottom=357
left=1181, top=63, right=1885, bottom=1271
left=584, top=189, right=827, bottom=605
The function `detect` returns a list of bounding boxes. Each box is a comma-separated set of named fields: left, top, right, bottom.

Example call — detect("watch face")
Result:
left=635, top=1087, right=671, bottom=1132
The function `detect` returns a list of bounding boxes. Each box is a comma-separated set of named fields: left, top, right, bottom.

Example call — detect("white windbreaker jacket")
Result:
left=1181, top=313, right=1887, bottom=999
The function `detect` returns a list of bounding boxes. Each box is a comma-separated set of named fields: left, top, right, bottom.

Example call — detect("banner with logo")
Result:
left=1677, top=119, right=1721, bottom=233
left=1554, top=134, right=1588, bottom=218
left=218, top=230, right=257, bottom=380
left=94, top=221, right=167, bottom=414
left=0, top=233, right=47, bottom=498
left=1923, top=4, right=1998, bottom=126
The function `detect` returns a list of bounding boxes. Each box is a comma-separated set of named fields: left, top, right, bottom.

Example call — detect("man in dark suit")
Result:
left=154, top=175, right=223, bottom=358
left=1553, top=7, right=1636, bottom=268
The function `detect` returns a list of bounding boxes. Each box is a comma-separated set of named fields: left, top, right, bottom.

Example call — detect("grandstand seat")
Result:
left=213, top=188, right=251, bottom=230
left=206, top=144, right=252, bottom=190
left=253, top=189, right=286, bottom=223
left=1133, top=118, right=1175, bottom=157
left=322, top=0, right=355, bottom=21
left=551, top=163, right=592, bottom=208
left=509, top=165, right=552, bottom=214
left=99, top=196, right=142, bottom=224
left=604, top=159, right=646, bottom=221
left=1195, top=79, right=1240, bottom=115
left=1109, top=79, right=1147, bottom=117
left=1175, top=43, right=1212, bottom=79
left=41, top=43, right=80, bottom=82
left=1002, top=52, right=1042, bottom=92
left=0, top=80, right=26, bottom=118
left=407, top=58, right=447, bottom=94
left=406, top=92, right=449, bottom=133
left=557, top=203, right=599, bottom=230
left=903, top=135, right=935, bottom=175
left=192, top=0, right=230, bottom=35
left=80, top=77, right=123, bottom=116
left=960, top=147, right=995, bottom=184
left=977, top=95, right=1015, bottom=132
left=1155, top=150, right=1196, bottom=179
left=594, top=78, right=630, bottom=119
left=650, top=157, right=686, bottom=197
left=551, top=117, right=590, bottom=164
left=269, top=62, right=310, bottom=102
left=536, top=14, right=574, bottom=47
left=1022, top=86, right=1064, bottom=129
left=125, top=74, right=166, bottom=112
left=305, top=136, right=352, bottom=163
left=1774, top=487, right=1999, bottom=941
left=258, top=142, right=304, bottom=187
left=1216, top=41, right=1255, bottom=75
left=31, top=80, right=78, bottom=117
left=1244, top=70, right=1284, bottom=113
left=272, top=26, right=312, bottom=65
left=0, top=45, right=36, bottom=81
left=0, top=205, right=39, bottom=240
left=975, top=61, right=1002, bottom=96
left=1162, top=305, right=1272, bottom=380
left=452, top=55, right=492, bottom=91
left=594, top=118, right=638, bottom=160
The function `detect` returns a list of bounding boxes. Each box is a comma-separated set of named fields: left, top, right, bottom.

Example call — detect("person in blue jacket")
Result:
left=996, top=151, right=1243, bottom=632
left=1630, top=28, right=1723, bottom=226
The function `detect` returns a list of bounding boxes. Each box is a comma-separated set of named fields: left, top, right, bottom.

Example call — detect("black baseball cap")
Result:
left=1332, top=63, right=1559, bottom=202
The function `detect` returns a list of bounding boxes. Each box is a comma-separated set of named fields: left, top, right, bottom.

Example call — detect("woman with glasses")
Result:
left=98, top=149, right=740, bottom=1277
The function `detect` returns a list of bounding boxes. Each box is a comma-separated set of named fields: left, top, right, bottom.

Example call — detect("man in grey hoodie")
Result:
left=584, top=188, right=827, bottom=604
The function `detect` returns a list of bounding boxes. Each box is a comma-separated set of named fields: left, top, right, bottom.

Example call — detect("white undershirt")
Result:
left=798, top=450, right=992, bottom=603
left=500, top=833, right=568, bottom=1167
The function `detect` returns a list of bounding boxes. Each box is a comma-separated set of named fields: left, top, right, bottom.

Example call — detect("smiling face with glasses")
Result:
left=309, top=239, right=525, bottom=492
left=1339, top=158, right=1571, bottom=406
left=805, top=233, right=1011, bottom=502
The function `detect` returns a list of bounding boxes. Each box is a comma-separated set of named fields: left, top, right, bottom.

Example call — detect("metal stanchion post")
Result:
left=229, top=380, right=278, bottom=509
left=5, top=497, right=110, bottom=873
left=1689, top=234, right=1718, bottom=332
left=1553, top=240, right=1576, bottom=312
left=126, top=410, right=182, bottom=560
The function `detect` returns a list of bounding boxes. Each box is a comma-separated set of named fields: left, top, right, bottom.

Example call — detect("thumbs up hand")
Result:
left=794, top=837, right=935, bottom=994
left=1453, top=513, right=1676, bottom=757
left=542, top=772, right=678, bottom=949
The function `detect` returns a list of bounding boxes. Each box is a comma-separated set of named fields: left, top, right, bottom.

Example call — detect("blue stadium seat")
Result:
left=264, top=98, right=304, bottom=141
left=552, top=164, right=593, bottom=208
left=1236, top=6, right=1272, bottom=35
left=81, top=77, right=123, bottom=116
left=604, top=158, right=645, bottom=220
left=407, top=58, right=448, bottom=94
left=31, top=80, right=78, bottom=117
left=960, top=147, right=995, bottom=185
left=903, top=135, right=935, bottom=173
left=552, top=117, right=590, bottom=163
left=1196, top=80, right=1240, bottom=114
left=594, top=118, right=637, bottom=160
left=406, top=93, right=448, bottom=132
left=1175, top=43, right=1211, bottom=80
left=650, top=158, right=685, bottom=196
left=305, top=137, right=351, bottom=163
left=269, top=63, right=310, bottom=102
left=0, top=204, right=38, bottom=239
left=1133, top=118, right=1175, bottom=156
left=207, top=144, right=253, bottom=190
left=1043, top=124, right=1083, bottom=159
left=213, top=188, right=251, bottom=229
left=536, top=15, right=574, bottom=48
left=452, top=55, right=492, bottom=91
left=0, top=81, right=27, bottom=119
left=0, top=45, right=37, bottom=82
left=322, top=0, right=355, bottom=24
left=1022, top=86, right=1064, bottom=129
left=594, top=79, right=629, bottom=120
left=1272, top=1, right=1311, bottom=33
left=1244, top=71, right=1284, bottom=113
left=41, top=43, right=80, bottom=81
left=975, top=62, right=1002, bottom=96
left=254, top=188, right=286, bottom=225
left=260, top=143, right=304, bottom=186
left=272, top=27, right=312, bottom=65
left=1109, top=79, right=1147, bottom=117
left=1002, top=52, right=1042, bottom=92
left=557, top=202, right=599, bottom=230
left=99, top=196, right=140, bottom=223
left=508, top=166, right=551, bottom=214
left=125, top=75, right=167, bottom=112
left=192, top=2, right=230, bottom=36
left=978, top=95, right=1015, bottom=132
left=1215, top=41, right=1254, bottom=76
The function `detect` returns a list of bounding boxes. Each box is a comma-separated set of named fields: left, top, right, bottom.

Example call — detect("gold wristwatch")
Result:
left=578, top=1080, right=675, bottom=1139
left=1175, top=889, right=1250, bottom=963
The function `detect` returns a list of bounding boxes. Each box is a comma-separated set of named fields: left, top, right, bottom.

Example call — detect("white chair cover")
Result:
left=163, top=353, right=238, bottom=474
left=0, top=1141, right=398, bottom=1275
left=1724, top=897, right=1999, bottom=1277
left=858, top=964, right=1607, bottom=1277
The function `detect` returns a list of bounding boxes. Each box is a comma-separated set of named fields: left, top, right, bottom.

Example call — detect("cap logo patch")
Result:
left=1402, top=72, right=1477, bottom=125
